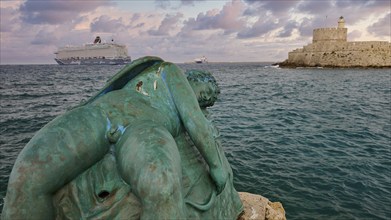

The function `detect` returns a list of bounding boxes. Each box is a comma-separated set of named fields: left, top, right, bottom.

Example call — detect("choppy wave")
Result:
left=0, top=63, right=390, bottom=219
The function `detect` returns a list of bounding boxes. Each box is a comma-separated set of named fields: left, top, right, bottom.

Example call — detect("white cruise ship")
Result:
left=54, top=36, right=131, bottom=65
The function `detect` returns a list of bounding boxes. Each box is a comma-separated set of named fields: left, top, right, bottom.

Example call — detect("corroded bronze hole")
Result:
left=98, top=190, right=110, bottom=199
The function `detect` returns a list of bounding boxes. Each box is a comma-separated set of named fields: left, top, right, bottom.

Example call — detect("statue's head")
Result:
left=185, top=70, right=220, bottom=108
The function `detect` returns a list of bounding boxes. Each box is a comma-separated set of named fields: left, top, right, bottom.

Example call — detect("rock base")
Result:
left=278, top=60, right=391, bottom=69
left=237, top=192, right=286, bottom=220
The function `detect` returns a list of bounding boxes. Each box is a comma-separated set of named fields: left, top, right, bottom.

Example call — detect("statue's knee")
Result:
left=136, top=166, right=180, bottom=199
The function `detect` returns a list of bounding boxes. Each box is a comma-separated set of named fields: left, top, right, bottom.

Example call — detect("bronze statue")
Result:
left=2, top=57, right=243, bottom=219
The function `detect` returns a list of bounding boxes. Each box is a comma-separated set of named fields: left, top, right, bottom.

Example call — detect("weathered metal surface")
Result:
left=2, top=57, right=243, bottom=219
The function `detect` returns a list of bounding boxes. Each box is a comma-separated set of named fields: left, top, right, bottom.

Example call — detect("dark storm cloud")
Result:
left=90, top=15, right=128, bottom=33
left=19, top=0, right=114, bottom=25
left=367, top=12, right=391, bottom=37
left=148, top=13, right=184, bottom=36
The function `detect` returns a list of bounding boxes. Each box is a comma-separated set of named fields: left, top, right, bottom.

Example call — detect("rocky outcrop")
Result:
left=237, top=192, right=286, bottom=220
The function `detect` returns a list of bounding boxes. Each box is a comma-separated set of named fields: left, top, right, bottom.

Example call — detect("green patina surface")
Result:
left=2, top=56, right=243, bottom=219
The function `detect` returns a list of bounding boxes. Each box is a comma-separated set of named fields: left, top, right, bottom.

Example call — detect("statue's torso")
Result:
left=91, top=69, right=182, bottom=138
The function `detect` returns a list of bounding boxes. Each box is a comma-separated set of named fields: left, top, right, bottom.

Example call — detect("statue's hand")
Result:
left=210, top=166, right=227, bottom=195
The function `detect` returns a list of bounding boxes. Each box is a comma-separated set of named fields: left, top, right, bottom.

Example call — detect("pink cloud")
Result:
left=90, top=15, right=128, bottom=33
left=182, top=0, right=246, bottom=34
left=148, top=13, right=184, bottom=36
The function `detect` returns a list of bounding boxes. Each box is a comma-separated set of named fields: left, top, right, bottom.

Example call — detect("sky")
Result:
left=1, top=0, right=390, bottom=64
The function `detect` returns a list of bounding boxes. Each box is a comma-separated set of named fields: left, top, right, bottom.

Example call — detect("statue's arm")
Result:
left=161, top=62, right=227, bottom=194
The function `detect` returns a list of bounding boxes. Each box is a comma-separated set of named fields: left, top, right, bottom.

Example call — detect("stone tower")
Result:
left=338, top=16, right=345, bottom=28
left=312, top=17, right=347, bottom=43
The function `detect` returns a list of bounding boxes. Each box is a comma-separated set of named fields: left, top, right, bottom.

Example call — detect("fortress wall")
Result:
left=287, top=41, right=391, bottom=67
left=313, top=28, right=347, bottom=43
left=302, top=41, right=390, bottom=52
left=346, top=41, right=391, bottom=51
left=283, top=18, right=391, bottom=67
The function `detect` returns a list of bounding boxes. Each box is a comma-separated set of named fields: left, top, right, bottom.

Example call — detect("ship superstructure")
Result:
left=54, top=36, right=131, bottom=65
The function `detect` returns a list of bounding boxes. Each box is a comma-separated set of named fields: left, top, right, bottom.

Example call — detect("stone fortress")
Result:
left=280, top=17, right=391, bottom=68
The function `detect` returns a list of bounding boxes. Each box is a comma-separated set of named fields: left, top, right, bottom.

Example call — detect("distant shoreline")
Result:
left=276, top=61, right=391, bottom=69
left=1, top=61, right=278, bottom=66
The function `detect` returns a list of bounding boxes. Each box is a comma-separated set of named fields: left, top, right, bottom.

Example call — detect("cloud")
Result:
left=179, top=0, right=206, bottom=6
left=297, top=1, right=333, bottom=14
left=242, top=6, right=258, bottom=16
left=259, top=0, right=300, bottom=15
left=297, top=18, right=316, bottom=38
left=148, top=13, right=184, bottom=36
left=243, top=0, right=300, bottom=15
left=367, top=13, right=391, bottom=37
left=154, top=0, right=206, bottom=8
left=0, top=7, right=19, bottom=32
left=297, top=0, right=390, bottom=27
left=90, top=15, right=128, bottom=33
left=19, top=0, right=113, bottom=25
left=278, top=20, right=298, bottom=38
left=334, top=0, right=389, bottom=9
left=31, top=30, right=58, bottom=45
left=348, top=30, right=362, bottom=41
left=237, top=17, right=279, bottom=39
left=181, top=0, right=246, bottom=34
left=236, top=1, right=303, bottom=39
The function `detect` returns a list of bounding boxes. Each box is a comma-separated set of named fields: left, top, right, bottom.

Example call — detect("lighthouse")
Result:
left=338, top=16, right=345, bottom=28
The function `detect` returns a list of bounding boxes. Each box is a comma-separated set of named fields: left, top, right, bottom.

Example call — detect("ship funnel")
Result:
left=93, top=36, right=101, bottom=44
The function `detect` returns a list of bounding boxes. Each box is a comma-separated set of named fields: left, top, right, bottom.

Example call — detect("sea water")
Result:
left=0, top=63, right=390, bottom=219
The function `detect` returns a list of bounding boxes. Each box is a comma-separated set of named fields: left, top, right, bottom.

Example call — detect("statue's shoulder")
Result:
left=83, top=56, right=164, bottom=106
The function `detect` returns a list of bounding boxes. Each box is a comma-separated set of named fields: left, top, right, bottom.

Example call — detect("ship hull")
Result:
left=55, top=58, right=131, bottom=65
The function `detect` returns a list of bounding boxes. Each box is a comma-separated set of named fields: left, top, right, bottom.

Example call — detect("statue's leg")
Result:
left=2, top=106, right=109, bottom=220
left=116, top=123, right=186, bottom=219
